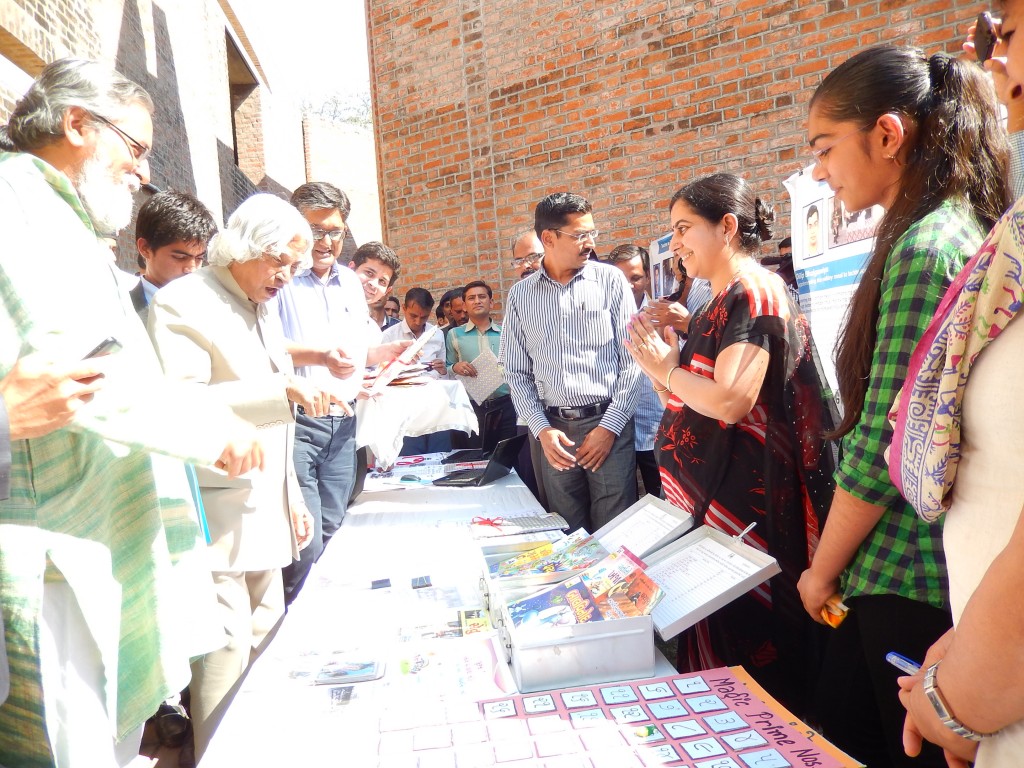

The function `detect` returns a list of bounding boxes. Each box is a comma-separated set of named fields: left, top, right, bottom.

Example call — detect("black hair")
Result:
left=669, top=173, right=774, bottom=252
left=405, top=287, right=434, bottom=311
left=290, top=182, right=352, bottom=221
left=606, top=244, right=651, bottom=275
left=805, top=206, right=819, bottom=223
left=811, top=45, right=1010, bottom=437
left=534, top=192, right=592, bottom=239
left=351, top=241, right=401, bottom=287
left=135, top=190, right=218, bottom=252
left=779, top=237, right=792, bottom=250
left=462, top=280, right=493, bottom=300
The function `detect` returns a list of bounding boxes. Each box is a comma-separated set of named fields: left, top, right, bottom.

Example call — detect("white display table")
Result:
left=198, top=475, right=673, bottom=767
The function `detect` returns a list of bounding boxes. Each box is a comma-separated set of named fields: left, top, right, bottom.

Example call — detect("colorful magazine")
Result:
left=490, top=529, right=608, bottom=577
left=506, top=575, right=603, bottom=629
left=577, top=546, right=646, bottom=598
left=592, top=569, right=664, bottom=619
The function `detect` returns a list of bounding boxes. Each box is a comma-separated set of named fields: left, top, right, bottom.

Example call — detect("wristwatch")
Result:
left=922, top=662, right=989, bottom=741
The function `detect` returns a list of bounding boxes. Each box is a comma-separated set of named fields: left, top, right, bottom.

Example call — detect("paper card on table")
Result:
left=456, top=346, right=505, bottom=405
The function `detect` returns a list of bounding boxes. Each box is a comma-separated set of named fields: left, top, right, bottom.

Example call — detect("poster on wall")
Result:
left=648, top=232, right=676, bottom=299
left=784, top=165, right=884, bottom=405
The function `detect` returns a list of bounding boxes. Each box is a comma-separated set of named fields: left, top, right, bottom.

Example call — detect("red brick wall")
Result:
left=368, top=0, right=983, bottom=309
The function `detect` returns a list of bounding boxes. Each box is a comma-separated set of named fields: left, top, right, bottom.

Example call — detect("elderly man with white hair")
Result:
left=148, top=193, right=328, bottom=758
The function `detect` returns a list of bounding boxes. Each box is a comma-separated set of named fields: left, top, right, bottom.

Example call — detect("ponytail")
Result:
left=811, top=46, right=1010, bottom=438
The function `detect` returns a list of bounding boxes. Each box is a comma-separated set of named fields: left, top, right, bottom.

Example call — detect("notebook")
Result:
left=433, top=433, right=527, bottom=487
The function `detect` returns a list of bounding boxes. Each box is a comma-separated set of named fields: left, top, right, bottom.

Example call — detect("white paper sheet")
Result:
left=456, top=346, right=505, bottom=405
left=648, top=537, right=762, bottom=627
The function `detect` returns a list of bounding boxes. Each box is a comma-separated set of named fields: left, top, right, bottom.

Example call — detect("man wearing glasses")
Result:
left=274, top=182, right=369, bottom=604
left=130, top=190, right=219, bottom=320
left=0, top=59, right=266, bottom=765
left=509, top=229, right=544, bottom=280
left=499, top=192, right=641, bottom=532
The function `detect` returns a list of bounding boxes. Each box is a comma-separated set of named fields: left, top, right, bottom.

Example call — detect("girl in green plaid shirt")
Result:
left=796, top=46, right=1011, bottom=767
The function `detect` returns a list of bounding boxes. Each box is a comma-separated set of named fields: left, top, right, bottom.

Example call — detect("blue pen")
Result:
left=885, top=651, right=921, bottom=675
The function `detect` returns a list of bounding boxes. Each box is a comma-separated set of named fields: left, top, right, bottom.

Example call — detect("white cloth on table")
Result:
left=356, top=379, right=478, bottom=467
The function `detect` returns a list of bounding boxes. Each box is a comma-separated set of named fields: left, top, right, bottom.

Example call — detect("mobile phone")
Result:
left=975, top=11, right=998, bottom=63
left=84, top=336, right=122, bottom=359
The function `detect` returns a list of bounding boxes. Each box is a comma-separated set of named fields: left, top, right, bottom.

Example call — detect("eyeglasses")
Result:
left=510, top=252, right=543, bottom=268
left=553, top=229, right=599, bottom=244
left=90, top=113, right=150, bottom=165
left=263, top=252, right=301, bottom=278
left=809, top=127, right=867, bottom=167
left=309, top=226, right=346, bottom=242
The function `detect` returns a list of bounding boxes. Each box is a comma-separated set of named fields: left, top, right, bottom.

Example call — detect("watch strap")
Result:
left=922, top=662, right=988, bottom=742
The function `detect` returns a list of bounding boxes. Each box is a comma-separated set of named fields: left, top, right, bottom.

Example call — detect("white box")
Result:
left=487, top=521, right=780, bottom=694
left=482, top=494, right=694, bottom=599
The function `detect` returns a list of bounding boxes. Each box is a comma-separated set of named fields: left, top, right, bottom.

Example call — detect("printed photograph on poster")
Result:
left=804, top=200, right=824, bottom=259
left=785, top=164, right=884, bottom=406
left=828, top=196, right=882, bottom=247
left=652, top=262, right=662, bottom=300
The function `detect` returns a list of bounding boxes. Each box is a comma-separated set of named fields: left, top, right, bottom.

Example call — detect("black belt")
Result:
left=544, top=400, right=611, bottom=421
left=297, top=401, right=356, bottom=418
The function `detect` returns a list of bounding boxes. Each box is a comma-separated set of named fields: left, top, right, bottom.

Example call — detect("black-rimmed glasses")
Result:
left=90, top=113, right=151, bottom=164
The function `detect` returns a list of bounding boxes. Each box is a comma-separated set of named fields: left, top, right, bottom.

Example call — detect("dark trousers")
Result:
left=526, top=428, right=549, bottom=511
left=539, top=414, right=637, bottom=532
left=471, top=394, right=518, bottom=450
left=636, top=449, right=662, bottom=498
left=812, top=594, right=952, bottom=768
left=282, top=412, right=357, bottom=604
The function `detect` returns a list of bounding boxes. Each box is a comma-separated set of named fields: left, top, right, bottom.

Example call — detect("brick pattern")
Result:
left=368, top=0, right=983, bottom=309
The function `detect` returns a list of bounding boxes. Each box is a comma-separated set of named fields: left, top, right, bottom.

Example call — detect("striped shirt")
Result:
left=498, top=260, right=640, bottom=437
left=445, top=319, right=509, bottom=399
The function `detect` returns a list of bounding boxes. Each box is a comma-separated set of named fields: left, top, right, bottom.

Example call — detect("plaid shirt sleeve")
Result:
left=839, top=200, right=985, bottom=605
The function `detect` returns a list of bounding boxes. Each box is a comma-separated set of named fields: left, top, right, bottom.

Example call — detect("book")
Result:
left=593, top=568, right=665, bottom=620
left=577, top=546, right=646, bottom=598
left=506, top=575, right=603, bottom=629
left=578, top=547, right=665, bottom=620
left=490, top=529, right=609, bottom=577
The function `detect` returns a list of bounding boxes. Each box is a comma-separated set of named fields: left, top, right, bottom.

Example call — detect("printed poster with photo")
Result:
left=648, top=232, right=678, bottom=299
left=784, top=165, right=884, bottom=407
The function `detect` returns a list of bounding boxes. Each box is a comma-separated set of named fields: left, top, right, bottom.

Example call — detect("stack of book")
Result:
left=504, top=546, right=665, bottom=631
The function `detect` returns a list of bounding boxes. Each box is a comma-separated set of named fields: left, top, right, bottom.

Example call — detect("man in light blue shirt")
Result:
left=276, top=182, right=369, bottom=603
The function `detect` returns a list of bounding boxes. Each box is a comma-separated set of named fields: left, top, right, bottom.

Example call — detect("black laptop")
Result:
left=432, top=433, right=527, bottom=487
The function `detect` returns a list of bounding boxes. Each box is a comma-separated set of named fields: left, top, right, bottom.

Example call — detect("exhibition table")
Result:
left=198, top=474, right=573, bottom=766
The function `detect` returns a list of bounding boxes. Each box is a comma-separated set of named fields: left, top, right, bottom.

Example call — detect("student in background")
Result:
left=795, top=46, right=1009, bottom=767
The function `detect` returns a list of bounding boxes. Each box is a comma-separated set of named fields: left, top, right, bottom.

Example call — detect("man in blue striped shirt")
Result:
left=499, top=193, right=640, bottom=531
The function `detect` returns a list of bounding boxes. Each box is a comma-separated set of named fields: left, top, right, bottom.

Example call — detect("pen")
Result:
left=885, top=651, right=921, bottom=675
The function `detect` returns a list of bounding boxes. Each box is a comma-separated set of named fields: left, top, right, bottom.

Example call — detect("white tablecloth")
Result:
left=355, top=379, right=479, bottom=467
